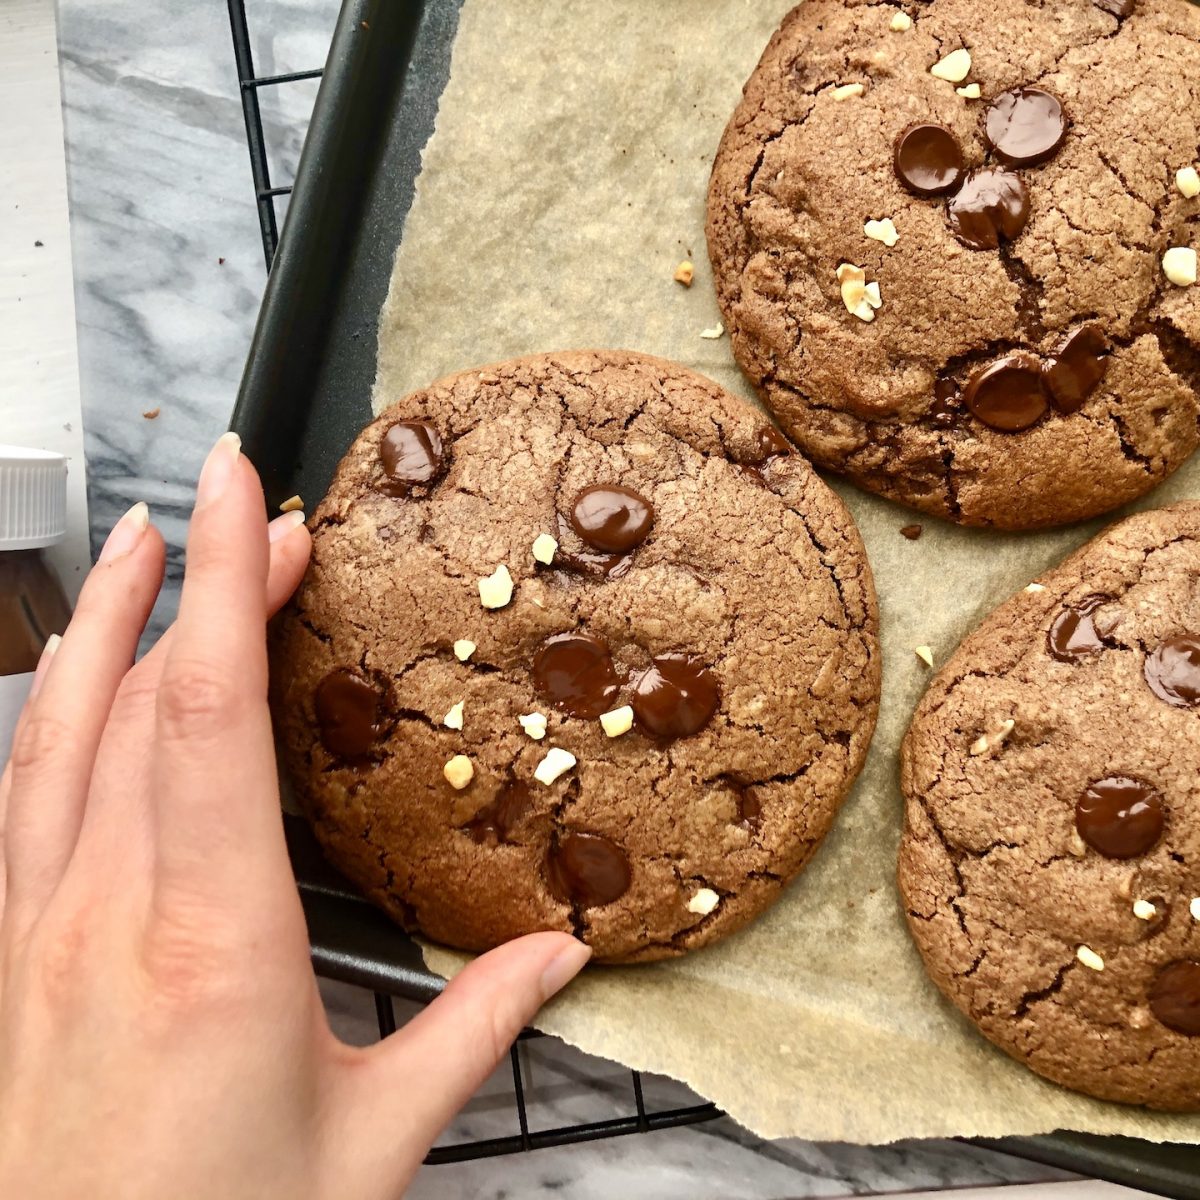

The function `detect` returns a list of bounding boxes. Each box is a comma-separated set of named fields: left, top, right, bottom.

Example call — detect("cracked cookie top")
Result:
left=899, top=501, right=1200, bottom=1107
left=706, top=0, right=1200, bottom=529
left=270, top=351, right=881, bottom=963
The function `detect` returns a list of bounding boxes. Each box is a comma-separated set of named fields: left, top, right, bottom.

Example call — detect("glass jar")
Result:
left=0, top=446, right=70, bottom=763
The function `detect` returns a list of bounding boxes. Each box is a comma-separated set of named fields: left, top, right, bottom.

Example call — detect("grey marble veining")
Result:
left=62, top=2, right=1083, bottom=1193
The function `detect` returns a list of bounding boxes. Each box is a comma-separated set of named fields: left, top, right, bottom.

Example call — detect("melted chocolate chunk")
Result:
left=985, top=88, right=1068, bottom=167
left=1047, top=595, right=1111, bottom=662
left=550, top=513, right=632, bottom=579
left=947, top=169, right=1030, bottom=250
left=1149, top=961, right=1200, bottom=1036
left=738, top=786, right=762, bottom=830
left=1075, top=775, right=1164, bottom=859
left=1144, top=635, right=1200, bottom=708
left=963, top=353, right=1049, bottom=432
left=631, top=654, right=720, bottom=740
left=752, top=425, right=792, bottom=462
left=1043, top=325, right=1110, bottom=413
left=545, top=832, right=631, bottom=907
left=893, top=123, right=965, bottom=196
left=314, top=669, right=385, bottom=760
left=1094, top=0, right=1135, bottom=16
left=532, top=632, right=621, bottom=718
left=379, top=421, right=444, bottom=494
left=570, top=485, right=654, bottom=553
left=466, top=779, right=531, bottom=845
left=930, top=378, right=960, bottom=427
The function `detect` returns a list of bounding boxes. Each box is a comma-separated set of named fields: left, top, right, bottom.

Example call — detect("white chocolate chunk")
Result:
left=599, top=705, right=635, bottom=738
left=864, top=218, right=899, bottom=247
left=1076, top=945, right=1105, bottom=971
left=1191, top=897, right=1200, bottom=921
left=699, top=322, right=725, bottom=339
left=443, top=755, right=474, bottom=790
left=1177, top=167, right=1200, bottom=199
left=1068, top=830, right=1087, bottom=857
left=890, top=11, right=912, bottom=31
left=837, top=262, right=872, bottom=320
left=478, top=564, right=514, bottom=609
left=687, top=887, right=721, bottom=916
left=1163, top=246, right=1197, bottom=287
left=443, top=701, right=465, bottom=731
left=534, top=746, right=577, bottom=785
left=532, top=533, right=558, bottom=565
left=914, top=645, right=935, bottom=668
left=930, top=48, right=971, bottom=83
left=1132, top=899, right=1157, bottom=921
left=1024, top=583, right=1047, bottom=594
left=453, top=639, right=477, bottom=661
left=969, top=718, right=1015, bottom=756
left=864, top=281, right=882, bottom=309
left=831, top=83, right=865, bottom=100
left=518, top=712, right=548, bottom=741
left=956, top=83, right=982, bottom=100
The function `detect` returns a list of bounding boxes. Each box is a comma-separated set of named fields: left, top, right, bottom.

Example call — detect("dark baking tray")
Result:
left=231, top=0, right=1200, bottom=1192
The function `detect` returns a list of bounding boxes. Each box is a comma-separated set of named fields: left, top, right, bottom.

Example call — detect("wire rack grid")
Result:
left=225, top=0, right=723, bottom=1166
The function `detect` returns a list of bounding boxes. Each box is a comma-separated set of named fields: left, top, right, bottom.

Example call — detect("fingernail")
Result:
left=540, top=939, right=592, bottom=1002
left=195, top=431, right=242, bottom=508
left=268, top=510, right=306, bottom=543
left=98, top=501, right=150, bottom=563
left=29, top=633, right=61, bottom=699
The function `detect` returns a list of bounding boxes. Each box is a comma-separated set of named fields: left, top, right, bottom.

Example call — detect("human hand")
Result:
left=0, top=433, right=591, bottom=1199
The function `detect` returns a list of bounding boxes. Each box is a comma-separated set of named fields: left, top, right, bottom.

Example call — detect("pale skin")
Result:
left=0, top=432, right=591, bottom=1198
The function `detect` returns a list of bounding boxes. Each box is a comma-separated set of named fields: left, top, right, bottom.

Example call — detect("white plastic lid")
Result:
left=0, top=445, right=68, bottom=551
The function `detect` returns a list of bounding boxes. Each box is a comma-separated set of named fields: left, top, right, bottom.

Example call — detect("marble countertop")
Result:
left=56, top=1, right=1114, bottom=1195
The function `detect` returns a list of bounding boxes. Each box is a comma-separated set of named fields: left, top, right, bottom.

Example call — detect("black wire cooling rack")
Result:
left=225, top=0, right=723, bottom=1165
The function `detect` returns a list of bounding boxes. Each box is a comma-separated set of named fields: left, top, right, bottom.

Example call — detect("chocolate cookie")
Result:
left=707, top=0, right=1200, bottom=529
left=271, top=351, right=880, bottom=963
left=899, top=502, right=1200, bottom=1107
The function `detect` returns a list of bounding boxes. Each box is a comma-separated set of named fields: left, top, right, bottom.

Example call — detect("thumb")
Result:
left=336, top=932, right=591, bottom=1185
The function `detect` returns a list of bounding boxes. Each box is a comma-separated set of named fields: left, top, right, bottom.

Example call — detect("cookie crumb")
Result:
left=443, top=755, right=474, bottom=790
left=1191, top=897, right=1200, bottom=921
left=930, top=48, right=972, bottom=83
left=687, top=887, right=721, bottom=915
left=443, top=701, right=465, bottom=731
left=969, top=718, right=1015, bottom=756
left=864, top=217, right=899, bottom=247
left=1076, top=944, right=1105, bottom=971
left=914, top=644, right=934, bottom=668
left=1024, top=583, right=1047, bottom=594
left=478, top=564, right=514, bottom=609
left=599, top=705, right=634, bottom=738
left=534, top=746, right=577, bottom=785
left=1177, top=167, right=1200, bottom=199
left=532, top=533, right=558, bottom=565
left=900, top=523, right=923, bottom=540
left=674, top=260, right=695, bottom=287
left=453, top=639, right=477, bottom=662
left=889, top=11, right=912, bottom=31
left=831, top=83, right=865, bottom=100
left=956, top=83, right=983, bottom=100
left=279, top=494, right=304, bottom=513
left=699, top=322, right=725, bottom=339
left=1132, top=899, right=1157, bottom=920
left=518, top=712, right=548, bottom=740
left=142, top=407, right=161, bottom=420
left=1163, top=246, right=1197, bottom=287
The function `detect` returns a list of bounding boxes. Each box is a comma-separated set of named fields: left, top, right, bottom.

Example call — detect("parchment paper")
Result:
left=372, top=0, right=1200, bottom=1144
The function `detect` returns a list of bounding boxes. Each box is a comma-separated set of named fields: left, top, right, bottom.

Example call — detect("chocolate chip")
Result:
left=900, top=524, right=924, bottom=540
left=1144, top=634, right=1200, bottom=708
left=314, top=669, right=385, bottom=760
left=546, top=831, right=632, bottom=907
left=1047, top=595, right=1111, bottom=662
left=752, top=425, right=793, bottom=462
left=738, top=786, right=762, bottom=830
left=570, top=485, right=655, bottom=553
left=985, top=88, right=1068, bottom=167
left=465, top=779, right=531, bottom=844
left=1149, top=961, right=1200, bottom=1036
left=930, top=378, right=961, bottom=427
left=550, top=513, right=632, bottom=579
left=379, top=421, right=444, bottom=494
left=631, top=654, right=720, bottom=739
left=1075, top=775, right=1164, bottom=858
left=1093, top=0, right=1135, bottom=16
left=947, top=169, right=1030, bottom=250
left=532, top=632, right=622, bottom=718
left=893, top=123, right=965, bottom=196
left=1043, top=325, right=1110, bottom=413
left=963, top=353, right=1049, bottom=432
